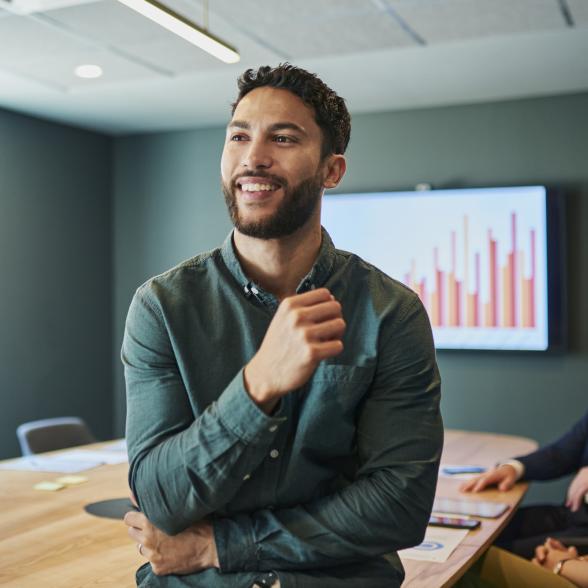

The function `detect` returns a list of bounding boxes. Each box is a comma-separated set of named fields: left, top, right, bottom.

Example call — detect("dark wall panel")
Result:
left=0, top=108, right=113, bottom=458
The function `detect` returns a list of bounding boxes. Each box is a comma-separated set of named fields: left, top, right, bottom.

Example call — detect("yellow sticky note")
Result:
left=55, top=475, right=88, bottom=486
left=34, top=481, right=65, bottom=492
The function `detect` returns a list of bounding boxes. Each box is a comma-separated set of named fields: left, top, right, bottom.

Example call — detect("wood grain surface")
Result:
left=0, top=443, right=140, bottom=588
left=0, top=431, right=537, bottom=587
left=401, top=429, right=538, bottom=588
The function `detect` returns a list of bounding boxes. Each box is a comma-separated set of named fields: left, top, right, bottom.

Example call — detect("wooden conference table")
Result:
left=0, top=430, right=537, bottom=588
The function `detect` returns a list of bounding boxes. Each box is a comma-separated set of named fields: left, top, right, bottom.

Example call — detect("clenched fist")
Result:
left=244, top=288, right=345, bottom=413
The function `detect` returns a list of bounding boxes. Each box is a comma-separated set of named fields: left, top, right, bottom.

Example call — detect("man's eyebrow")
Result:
left=227, top=120, right=307, bottom=135
left=267, top=122, right=307, bottom=135
left=228, top=120, right=250, bottom=130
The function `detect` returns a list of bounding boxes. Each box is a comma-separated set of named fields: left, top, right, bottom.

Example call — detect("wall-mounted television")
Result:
left=322, top=186, right=566, bottom=352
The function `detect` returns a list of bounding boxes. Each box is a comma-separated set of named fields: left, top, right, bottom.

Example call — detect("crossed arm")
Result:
left=122, top=286, right=442, bottom=576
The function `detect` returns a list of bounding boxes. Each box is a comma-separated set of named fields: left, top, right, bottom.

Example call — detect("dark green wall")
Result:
left=0, top=107, right=113, bottom=458
left=113, top=92, right=588, bottom=505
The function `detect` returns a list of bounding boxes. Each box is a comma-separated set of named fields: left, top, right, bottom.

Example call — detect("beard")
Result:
left=222, top=170, right=323, bottom=240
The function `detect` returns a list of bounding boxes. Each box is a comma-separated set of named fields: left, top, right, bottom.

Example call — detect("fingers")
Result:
left=497, top=477, right=515, bottom=491
left=569, top=546, right=579, bottom=557
left=460, top=474, right=492, bottom=493
left=459, top=478, right=479, bottom=492
left=129, top=491, right=139, bottom=508
left=127, top=525, right=142, bottom=543
left=307, top=318, right=346, bottom=342
left=548, top=537, right=567, bottom=551
left=568, top=494, right=582, bottom=512
left=534, top=544, right=547, bottom=563
left=124, top=510, right=147, bottom=529
left=308, top=340, right=345, bottom=361
left=284, top=288, right=333, bottom=308
left=299, top=300, right=343, bottom=324
left=461, top=466, right=517, bottom=494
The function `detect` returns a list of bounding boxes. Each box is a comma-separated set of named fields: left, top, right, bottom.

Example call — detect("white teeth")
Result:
left=240, top=183, right=275, bottom=192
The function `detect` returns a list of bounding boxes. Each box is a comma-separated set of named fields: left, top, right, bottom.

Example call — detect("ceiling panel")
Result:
left=390, top=0, right=568, bottom=44
left=46, top=0, right=173, bottom=45
left=202, top=0, right=414, bottom=57
left=261, top=13, right=415, bottom=58
left=0, top=15, right=96, bottom=66
left=567, top=0, right=588, bottom=25
left=120, top=36, right=225, bottom=74
left=162, top=0, right=286, bottom=62
left=47, top=0, right=280, bottom=74
left=2, top=47, right=161, bottom=90
left=210, top=0, right=385, bottom=27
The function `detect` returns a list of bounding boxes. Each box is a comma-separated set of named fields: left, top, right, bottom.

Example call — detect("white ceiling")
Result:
left=0, top=0, right=587, bottom=135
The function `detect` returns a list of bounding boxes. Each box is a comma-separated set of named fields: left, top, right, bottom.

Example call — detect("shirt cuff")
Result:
left=216, top=369, right=287, bottom=445
left=213, top=513, right=259, bottom=573
left=498, top=459, right=525, bottom=480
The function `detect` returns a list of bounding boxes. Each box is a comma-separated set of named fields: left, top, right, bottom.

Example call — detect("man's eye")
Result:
left=274, top=135, right=295, bottom=143
left=230, top=134, right=247, bottom=142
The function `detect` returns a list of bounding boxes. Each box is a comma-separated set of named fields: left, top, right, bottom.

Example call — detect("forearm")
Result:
left=128, top=370, right=286, bottom=535
left=560, top=558, right=588, bottom=588
left=214, top=458, right=440, bottom=572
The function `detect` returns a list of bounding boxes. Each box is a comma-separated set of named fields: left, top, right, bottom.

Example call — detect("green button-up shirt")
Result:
left=123, top=229, right=443, bottom=588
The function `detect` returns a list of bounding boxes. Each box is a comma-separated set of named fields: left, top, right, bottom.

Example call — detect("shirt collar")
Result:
left=220, top=227, right=337, bottom=303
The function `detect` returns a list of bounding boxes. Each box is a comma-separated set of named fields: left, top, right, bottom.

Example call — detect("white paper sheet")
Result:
left=101, top=439, right=127, bottom=452
left=55, top=449, right=127, bottom=465
left=0, top=455, right=104, bottom=473
left=0, top=442, right=128, bottom=473
left=399, top=527, right=469, bottom=563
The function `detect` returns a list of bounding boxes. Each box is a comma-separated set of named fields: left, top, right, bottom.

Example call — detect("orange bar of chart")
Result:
left=406, top=213, right=537, bottom=330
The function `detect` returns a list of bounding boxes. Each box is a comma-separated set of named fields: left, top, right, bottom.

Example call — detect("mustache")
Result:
left=231, top=171, right=288, bottom=189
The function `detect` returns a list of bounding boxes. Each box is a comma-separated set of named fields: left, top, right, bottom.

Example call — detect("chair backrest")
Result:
left=16, top=417, right=96, bottom=456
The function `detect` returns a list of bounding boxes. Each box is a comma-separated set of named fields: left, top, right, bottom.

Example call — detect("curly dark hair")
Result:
left=231, top=63, right=351, bottom=158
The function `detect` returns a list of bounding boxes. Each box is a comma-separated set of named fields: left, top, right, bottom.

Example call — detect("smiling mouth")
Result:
left=237, top=181, right=280, bottom=193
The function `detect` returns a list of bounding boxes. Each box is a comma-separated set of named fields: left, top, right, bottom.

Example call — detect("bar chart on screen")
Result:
left=322, top=186, right=549, bottom=350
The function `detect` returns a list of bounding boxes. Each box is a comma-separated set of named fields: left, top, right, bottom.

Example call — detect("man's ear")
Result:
left=322, top=154, right=347, bottom=189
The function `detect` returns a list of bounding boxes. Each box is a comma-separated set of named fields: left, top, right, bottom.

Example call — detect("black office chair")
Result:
left=16, top=417, right=96, bottom=456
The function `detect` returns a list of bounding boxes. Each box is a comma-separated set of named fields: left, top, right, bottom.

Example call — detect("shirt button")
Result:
left=270, top=449, right=279, bottom=459
left=269, top=425, right=278, bottom=432
left=243, top=474, right=251, bottom=481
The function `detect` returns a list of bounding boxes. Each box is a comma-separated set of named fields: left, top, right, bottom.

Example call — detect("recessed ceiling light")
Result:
left=74, top=64, right=103, bottom=79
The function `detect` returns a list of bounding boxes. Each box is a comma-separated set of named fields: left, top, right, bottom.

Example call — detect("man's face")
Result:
left=221, top=86, right=326, bottom=239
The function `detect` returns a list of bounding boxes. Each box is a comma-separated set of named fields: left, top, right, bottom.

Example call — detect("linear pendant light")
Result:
left=116, top=0, right=240, bottom=64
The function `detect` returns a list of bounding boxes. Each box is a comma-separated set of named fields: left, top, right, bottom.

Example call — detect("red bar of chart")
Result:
left=404, top=212, right=537, bottom=329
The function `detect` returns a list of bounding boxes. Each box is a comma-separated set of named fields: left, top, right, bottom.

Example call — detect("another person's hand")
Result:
left=532, top=537, right=577, bottom=569
left=244, top=288, right=345, bottom=413
left=124, top=511, right=219, bottom=576
left=460, top=464, right=518, bottom=493
left=566, top=466, right=588, bottom=512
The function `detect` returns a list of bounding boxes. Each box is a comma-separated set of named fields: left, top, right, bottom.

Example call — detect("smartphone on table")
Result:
left=428, top=515, right=481, bottom=530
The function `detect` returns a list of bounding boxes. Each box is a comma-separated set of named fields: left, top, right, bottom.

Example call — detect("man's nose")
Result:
left=241, top=138, right=272, bottom=169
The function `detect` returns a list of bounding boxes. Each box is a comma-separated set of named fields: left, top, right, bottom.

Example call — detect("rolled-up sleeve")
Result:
left=123, top=284, right=286, bottom=535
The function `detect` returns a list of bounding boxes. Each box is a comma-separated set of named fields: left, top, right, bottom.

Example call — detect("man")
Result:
left=461, top=409, right=588, bottom=559
left=122, top=64, right=443, bottom=588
